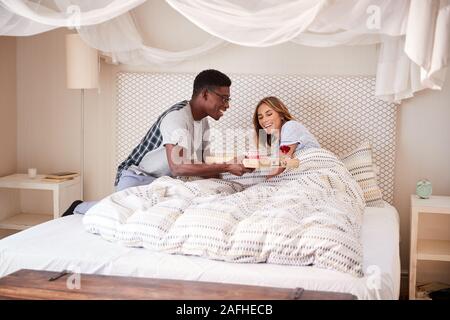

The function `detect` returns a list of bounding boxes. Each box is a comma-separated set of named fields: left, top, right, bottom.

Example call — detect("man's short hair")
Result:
left=192, top=69, right=231, bottom=97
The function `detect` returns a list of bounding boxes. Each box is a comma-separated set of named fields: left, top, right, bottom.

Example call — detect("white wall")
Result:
left=15, top=29, right=83, bottom=214
left=16, top=30, right=81, bottom=175
left=0, top=36, right=19, bottom=225
left=13, top=0, right=450, bottom=275
left=0, top=37, right=17, bottom=176
left=394, top=77, right=450, bottom=278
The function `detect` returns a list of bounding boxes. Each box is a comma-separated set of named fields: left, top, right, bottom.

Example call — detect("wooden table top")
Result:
left=0, top=269, right=357, bottom=300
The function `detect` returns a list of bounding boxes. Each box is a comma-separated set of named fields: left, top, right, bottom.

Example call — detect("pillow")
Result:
left=340, top=141, right=384, bottom=207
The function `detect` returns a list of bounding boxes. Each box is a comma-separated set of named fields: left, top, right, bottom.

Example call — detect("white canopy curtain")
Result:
left=1, top=0, right=449, bottom=103
left=0, top=0, right=146, bottom=34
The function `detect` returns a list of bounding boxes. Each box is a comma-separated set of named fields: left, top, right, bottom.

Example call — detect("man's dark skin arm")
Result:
left=165, top=144, right=252, bottom=177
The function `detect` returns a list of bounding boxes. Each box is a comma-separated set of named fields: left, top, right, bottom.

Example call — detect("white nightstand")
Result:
left=409, top=195, right=450, bottom=299
left=0, top=174, right=81, bottom=231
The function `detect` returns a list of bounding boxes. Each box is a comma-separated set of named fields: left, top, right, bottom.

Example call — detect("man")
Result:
left=64, top=69, right=251, bottom=215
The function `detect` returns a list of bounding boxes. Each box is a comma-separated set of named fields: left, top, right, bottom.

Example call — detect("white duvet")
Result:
left=83, top=148, right=366, bottom=277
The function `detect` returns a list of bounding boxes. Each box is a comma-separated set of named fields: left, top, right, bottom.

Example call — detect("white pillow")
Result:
left=340, top=141, right=384, bottom=207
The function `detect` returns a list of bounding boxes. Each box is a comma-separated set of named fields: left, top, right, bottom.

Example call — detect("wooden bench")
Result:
left=0, top=269, right=357, bottom=300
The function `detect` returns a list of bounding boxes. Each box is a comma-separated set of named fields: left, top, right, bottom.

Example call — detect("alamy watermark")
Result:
left=66, top=5, right=82, bottom=30
left=365, top=265, right=382, bottom=299
left=366, top=5, right=381, bottom=30
left=168, top=125, right=282, bottom=165
left=66, top=265, right=81, bottom=290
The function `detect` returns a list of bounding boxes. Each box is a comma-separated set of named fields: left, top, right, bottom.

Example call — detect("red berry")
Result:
left=280, top=145, right=290, bottom=154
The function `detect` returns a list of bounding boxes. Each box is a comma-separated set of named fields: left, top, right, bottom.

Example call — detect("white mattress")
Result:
left=0, top=202, right=400, bottom=300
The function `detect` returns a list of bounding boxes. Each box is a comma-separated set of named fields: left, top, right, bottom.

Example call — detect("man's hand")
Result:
left=227, top=164, right=254, bottom=176
left=166, top=144, right=254, bottom=177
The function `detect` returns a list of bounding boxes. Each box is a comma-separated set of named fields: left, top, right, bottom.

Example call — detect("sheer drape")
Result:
left=77, top=12, right=226, bottom=66
left=0, top=0, right=226, bottom=67
left=166, top=0, right=449, bottom=102
left=1, top=0, right=449, bottom=102
left=0, top=0, right=145, bottom=34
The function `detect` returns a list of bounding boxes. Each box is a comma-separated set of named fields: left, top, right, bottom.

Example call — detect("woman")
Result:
left=252, top=96, right=320, bottom=178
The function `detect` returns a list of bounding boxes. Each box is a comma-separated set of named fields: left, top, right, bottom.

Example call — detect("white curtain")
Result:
left=77, top=12, right=226, bottom=66
left=166, top=0, right=450, bottom=102
left=0, top=0, right=227, bottom=66
left=0, top=0, right=146, bottom=34
left=1, top=0, right=449, bottom=103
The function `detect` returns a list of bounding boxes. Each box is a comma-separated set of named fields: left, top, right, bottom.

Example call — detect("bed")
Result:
left=0, top=72, right=400, bottom=299
left=0, top=203, right=400, bottom=300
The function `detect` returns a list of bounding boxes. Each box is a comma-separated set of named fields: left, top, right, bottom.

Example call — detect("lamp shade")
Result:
left=66, top=34, right=99, bottom=89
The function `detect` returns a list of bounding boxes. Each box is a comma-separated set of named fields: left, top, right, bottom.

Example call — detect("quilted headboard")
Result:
left=116, top=72, right=397, bottom=204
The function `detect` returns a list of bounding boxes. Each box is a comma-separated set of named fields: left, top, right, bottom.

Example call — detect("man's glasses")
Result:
left=208, top=90, right=231, bottom=104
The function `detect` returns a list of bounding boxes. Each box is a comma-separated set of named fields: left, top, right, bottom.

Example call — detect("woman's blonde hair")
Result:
left=252, top=96, right=295, bottom=147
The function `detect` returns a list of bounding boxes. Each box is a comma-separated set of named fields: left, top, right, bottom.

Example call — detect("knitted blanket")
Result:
left=83, top=148, right=365, bottom=276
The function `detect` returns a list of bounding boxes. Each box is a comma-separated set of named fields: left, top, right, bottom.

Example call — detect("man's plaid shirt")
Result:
left=115, top=101, right=188, bottom=185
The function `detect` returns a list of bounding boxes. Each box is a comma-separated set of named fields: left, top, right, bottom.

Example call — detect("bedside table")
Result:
left=409, top=195, right=450, bottom=299
left=0, top=174, right=82, bottom=231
